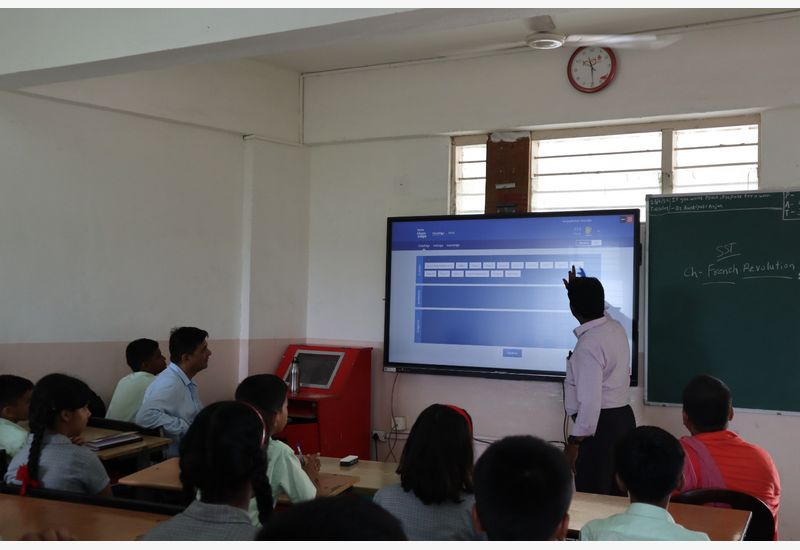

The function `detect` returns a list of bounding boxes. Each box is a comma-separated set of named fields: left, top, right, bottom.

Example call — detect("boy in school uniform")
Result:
left=106, top=339, right=167, bottom=422
left=0, top=375, right=33, bottom=459
left=580, top=426, right=709, bottom=541
left=679, top=374, right=780, bottom=538
left=472, top=435, right=573, bottom=541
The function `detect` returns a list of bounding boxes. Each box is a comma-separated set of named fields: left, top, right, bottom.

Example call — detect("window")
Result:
left=672, top=124, right=758, bottom=194
left=532, top=131, right=661, bottom=213
left=451, top=135, right=487, bottom=215
left=451, top=117, right=759, bottom=217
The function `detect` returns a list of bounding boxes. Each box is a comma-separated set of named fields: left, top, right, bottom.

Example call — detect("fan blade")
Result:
left=564, top=33, right=681, bottom=49
left=527, top=14, right=556, bottom=33
left=439, top=40, right=528, bottom=57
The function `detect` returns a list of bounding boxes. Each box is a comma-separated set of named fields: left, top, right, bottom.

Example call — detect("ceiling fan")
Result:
left=450, top=15, right=680, bottom=55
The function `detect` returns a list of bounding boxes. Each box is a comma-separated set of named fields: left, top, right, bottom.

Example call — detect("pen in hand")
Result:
left=296, top=443, right=306, bottom=466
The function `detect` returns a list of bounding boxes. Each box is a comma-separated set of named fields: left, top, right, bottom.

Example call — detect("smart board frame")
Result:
left=384, top=209, right=642, bottom=383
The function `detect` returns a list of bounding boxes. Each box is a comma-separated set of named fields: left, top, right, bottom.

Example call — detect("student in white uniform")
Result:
left=106, top=338, right=167, bottom=422
left=0, top=374, right=33, bottom=459
left=580, top=426, right=709, bottom=541
left=4, top=373, right=110, bottom=496
left=235, top=374, right=319, bottom=524
left=141, top=401, right=272, bottom=541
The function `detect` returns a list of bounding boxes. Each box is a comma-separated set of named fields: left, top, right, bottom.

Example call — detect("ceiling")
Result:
left=256, top=8, right=798, bottom=74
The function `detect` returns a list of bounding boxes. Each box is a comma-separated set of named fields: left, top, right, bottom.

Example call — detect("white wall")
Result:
left=247, top=138, right=310, bottom=340
left=0, top=9, right=411, bottom=87
left=0, top=58, right=308, bottom=404
left=0, top=91, right=244, bottom=343
left=244, top=137, right=311, bottom=376
left=23, top=59, right=301, bottom=142
left=307, top=137, right=449, bottom=341
left=303, top=14, right=800, bottom=539
left=0, top=90, right=246, bottom=403
left=304, top=15, right=800, bottom=143
left=761, top=106, right=800, bottom=189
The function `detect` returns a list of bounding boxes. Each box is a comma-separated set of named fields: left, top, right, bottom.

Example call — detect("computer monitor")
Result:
left=285, top=350, right=345, bottom=389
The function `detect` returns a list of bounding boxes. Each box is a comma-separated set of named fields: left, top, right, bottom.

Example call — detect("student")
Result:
left=106, top=338, right=167, bottom=422
left=562, top=266, right=635, bottom=495
left=136, top=326, right=210, bottom=456
left=373, top=404, right=480, bottom=540
left=141, top=401, right=272, bottom=541
left=235, top=374, right=318, bottom=520
left=679, top=374, right=780, bottom=538
left=257, top=495, right=406, bottom=541
left=472, top=435, right=572, bottom=541
left=4, top=373, right=111, bottom=496
left=580, top=426, right=709, bottom=541
left=0, top=374, right=33, bottom=459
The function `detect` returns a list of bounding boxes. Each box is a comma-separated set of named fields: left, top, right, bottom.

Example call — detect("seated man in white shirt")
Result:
left=106, top=338, right=167, bottom=422
left=136, top=327, right=211, bottom=457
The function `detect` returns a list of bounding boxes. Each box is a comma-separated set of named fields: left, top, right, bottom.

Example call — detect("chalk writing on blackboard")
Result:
left=681, top=243, right=798, bottom=286
left=783, top=192, right=800, bottom=220
left=649, top=193, right=782, bottom=217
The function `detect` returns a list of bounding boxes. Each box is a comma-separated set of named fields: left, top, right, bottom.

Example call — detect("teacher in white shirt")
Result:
left=562, top=266, right=635, bottom=495
left=136, top=326, right=211, bottom=457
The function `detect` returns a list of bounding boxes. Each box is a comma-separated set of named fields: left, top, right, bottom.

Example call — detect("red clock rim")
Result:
left=567, top=46, right=617, bottom=94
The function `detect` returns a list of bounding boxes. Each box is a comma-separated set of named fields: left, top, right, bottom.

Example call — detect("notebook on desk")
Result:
left=86, top=431, right=143, bottom=451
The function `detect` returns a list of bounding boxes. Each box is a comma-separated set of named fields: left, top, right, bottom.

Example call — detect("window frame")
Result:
left=451, top=134, right=488, bottom=215
left=451, top=114, right=760, bottom=215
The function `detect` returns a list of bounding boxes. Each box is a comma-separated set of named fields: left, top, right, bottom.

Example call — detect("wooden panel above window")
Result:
left=485, top=135, right=531, bottom=214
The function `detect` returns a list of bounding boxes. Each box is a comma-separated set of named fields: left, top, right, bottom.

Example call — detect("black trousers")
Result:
left=574, top=405, right=636, bottom=495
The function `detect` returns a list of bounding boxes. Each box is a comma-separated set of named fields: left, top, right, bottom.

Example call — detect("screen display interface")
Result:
left=385, top=211, right=639, bottom=379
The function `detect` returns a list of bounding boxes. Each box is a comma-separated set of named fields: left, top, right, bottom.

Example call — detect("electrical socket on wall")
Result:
left=392, top=416, right=407, bottom=431
left=371, top=430, right=386, bottom=441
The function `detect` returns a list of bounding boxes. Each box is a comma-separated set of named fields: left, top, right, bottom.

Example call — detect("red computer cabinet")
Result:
left=273, top=344, right=371, bottom=460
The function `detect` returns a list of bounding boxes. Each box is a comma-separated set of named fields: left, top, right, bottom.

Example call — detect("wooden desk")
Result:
left=117, top=457, right=181, bottom=491
left=569, top=491, right=751, bottom=541
left=118, top=457, right=359, bottom=501
left=0, top=493, right=169, bottom=540
left=319, top=456, right=399, bottom=495
left=81, top=426, right=171, bottom=461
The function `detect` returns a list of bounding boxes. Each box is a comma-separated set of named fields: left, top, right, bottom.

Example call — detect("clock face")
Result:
left=567, top=47, right=617, bottom=93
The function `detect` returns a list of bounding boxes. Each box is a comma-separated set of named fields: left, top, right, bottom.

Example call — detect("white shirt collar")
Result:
left=573, top=313, right=610, bottom=338
left=627, top=502, right=676, bottom=523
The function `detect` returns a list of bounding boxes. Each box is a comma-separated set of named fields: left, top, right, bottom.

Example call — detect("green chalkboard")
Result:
left=647, top=191, right=800, bottom=413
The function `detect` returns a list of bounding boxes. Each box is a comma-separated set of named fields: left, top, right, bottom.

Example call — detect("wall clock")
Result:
left=567, top=46, right=617, bottom=93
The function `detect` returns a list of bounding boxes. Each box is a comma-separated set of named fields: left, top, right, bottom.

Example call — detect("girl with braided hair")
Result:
left=4, top=373, right=110, bottom=496
left=235, top=373, right=319, bottom=522
left=141, top=401, right=272, bottom=540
